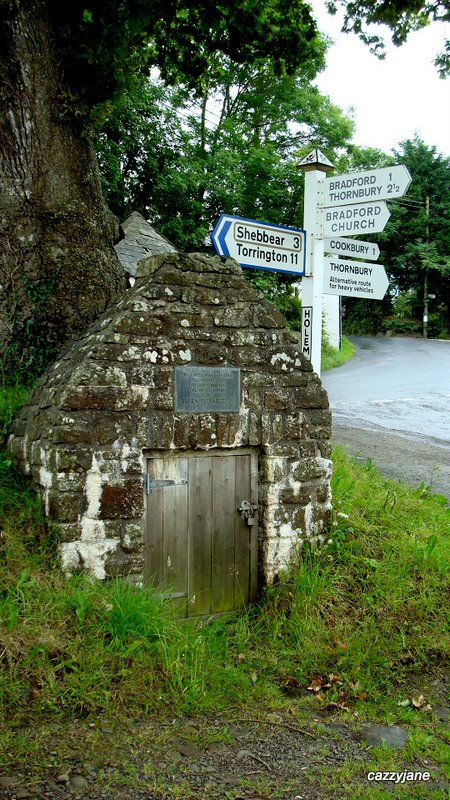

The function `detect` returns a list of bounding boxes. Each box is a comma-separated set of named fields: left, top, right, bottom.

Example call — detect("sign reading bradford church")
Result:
left=175, top=366, right=240, bottom=413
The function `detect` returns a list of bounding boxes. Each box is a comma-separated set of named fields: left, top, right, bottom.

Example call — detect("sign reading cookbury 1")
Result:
left=324, top=237, right=380, bottom=261
left=175, top=366, right=240, bottom=413
left=211, top=213, right=306, bottom=275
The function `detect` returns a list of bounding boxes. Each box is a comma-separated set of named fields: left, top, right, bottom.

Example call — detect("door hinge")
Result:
left=144, top=475, right=188, bottom=494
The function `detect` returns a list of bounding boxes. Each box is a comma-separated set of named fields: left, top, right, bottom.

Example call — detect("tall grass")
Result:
left=0, top=443, right=448, bottom=720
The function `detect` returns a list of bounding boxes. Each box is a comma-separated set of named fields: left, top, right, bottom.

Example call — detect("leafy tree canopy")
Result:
left=50, top=0, right=326, bottom=121
left=96, top=61, right=354, bottom=249
left=327, top=0, right=450, bottom=76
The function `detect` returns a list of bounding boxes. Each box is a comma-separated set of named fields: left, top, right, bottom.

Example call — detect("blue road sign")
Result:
left=211, top=213, right=306, bottom=275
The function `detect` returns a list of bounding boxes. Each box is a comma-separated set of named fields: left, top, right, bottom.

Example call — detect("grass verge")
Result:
left=0, top=445, right=448, bottom=721
left=322, top=335, right=356, bottom=371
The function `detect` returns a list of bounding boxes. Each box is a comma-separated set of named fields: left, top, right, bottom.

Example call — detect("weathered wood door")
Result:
left=144, top=450, right=258, bottom=617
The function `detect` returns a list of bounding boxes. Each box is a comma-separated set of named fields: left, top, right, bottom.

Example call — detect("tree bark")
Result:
left=0, top=0, right=126, bottom=367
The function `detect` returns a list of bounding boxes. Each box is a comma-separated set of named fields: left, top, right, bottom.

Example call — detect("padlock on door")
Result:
left=238, top=499, right=258, bottom=526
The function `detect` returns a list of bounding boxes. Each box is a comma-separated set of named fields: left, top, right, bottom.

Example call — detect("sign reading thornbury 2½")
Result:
left=324, top=165, right=412, bottom=207
left=323, top=257, right=389, bottom=300
left=211, top=213, right=306, bottom=275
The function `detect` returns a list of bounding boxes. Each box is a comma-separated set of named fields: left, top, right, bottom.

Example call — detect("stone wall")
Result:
left=8, top=252, right=332, bottom=585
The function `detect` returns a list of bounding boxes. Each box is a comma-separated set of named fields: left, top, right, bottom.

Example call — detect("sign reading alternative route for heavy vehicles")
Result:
left=323, top=257, right=389, bottom=300
left=211, top=213, right=307, bottom=275
left=323, top=201, right=390, bottom=236
left=324, top=165, right=412, bottom=207
left=324, top=237, right=380, bottom=261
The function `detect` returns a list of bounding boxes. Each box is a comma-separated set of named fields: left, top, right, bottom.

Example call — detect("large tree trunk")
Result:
left=0, top=0, right=126, bottom=370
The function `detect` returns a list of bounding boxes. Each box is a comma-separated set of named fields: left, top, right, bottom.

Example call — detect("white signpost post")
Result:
left=299, top=149, right=333, bottom=374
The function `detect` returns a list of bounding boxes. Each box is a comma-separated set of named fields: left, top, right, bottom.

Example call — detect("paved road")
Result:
left=322, top=336, right=450, bottom=500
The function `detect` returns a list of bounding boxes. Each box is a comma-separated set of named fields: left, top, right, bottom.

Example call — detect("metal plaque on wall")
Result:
left=174, top=366, right=240, bottom=413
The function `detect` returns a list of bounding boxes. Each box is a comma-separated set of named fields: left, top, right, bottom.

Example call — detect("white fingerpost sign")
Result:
left=211, top=213, right=306, bottom=275
left=324, top=165, right=411, bottom=207
left=323, top=258, right=389, bottom=300
left=324, top=237, right=380, bottom=261
left=323, top=201, right=390, bottom=237
left=299, top=149, right=334, bottom=376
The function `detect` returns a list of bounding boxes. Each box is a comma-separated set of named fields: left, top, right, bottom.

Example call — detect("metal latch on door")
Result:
left=238, top=499, right=258, bottom=526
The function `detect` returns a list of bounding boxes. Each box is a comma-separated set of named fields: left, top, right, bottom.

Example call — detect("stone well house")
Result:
left=8, top=251, right=332, bottom=617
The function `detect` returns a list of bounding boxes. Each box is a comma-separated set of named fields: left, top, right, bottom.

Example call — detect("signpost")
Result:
left=324, top=165, right=412, bottom=207
left=209, top=151, right=412, bottom=377
left=323, top=257, right=389, bottom=300
left=211, top=213, right=306, bottom=275
left=300, top=150, right=412, bottom=375
left=324, top=237, right=380, bottom=261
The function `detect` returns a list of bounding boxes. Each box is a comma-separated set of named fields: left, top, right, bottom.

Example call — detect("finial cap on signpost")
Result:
left=299, top=148, right=334, bottom=173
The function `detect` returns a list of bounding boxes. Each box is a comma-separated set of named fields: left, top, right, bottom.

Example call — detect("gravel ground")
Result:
left=1, top=686, right=449, bottom=800
left=331, top=423, right=450, bottom=502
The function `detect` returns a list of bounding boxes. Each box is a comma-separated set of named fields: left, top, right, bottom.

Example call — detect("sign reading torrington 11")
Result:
left=211, top=213, right=307, bottom=276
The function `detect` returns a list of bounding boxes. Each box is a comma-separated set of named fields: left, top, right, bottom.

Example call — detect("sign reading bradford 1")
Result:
left=211, top=213, right=307, bottom=275
left=324, top=165, right=412, bottom=207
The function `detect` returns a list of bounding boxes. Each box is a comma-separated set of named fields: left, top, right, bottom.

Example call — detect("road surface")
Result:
left=321, top=336, right=450, bottom=500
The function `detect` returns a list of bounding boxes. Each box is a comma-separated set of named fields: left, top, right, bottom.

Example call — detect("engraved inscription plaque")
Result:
left=175, top=366, right=240, bottom=413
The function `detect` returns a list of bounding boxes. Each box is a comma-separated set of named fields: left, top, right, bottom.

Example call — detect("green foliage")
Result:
left=334, top=144, right=395, bottom=174
left=5, top=276, right=61, bottom=383
left=0, top=384, right=31, bottom=440
left=379, top=137, right=450, bottom=334
left=95, top=64, right=354, bottom=250
left=342, top=298, right=387, bottom=335
left=53, top=0, right=326, bottom=124
left=322, top=335, right=355, bottom=371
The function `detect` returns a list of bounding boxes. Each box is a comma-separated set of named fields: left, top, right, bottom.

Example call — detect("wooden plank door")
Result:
left=145, top=451, right=258, bottom=617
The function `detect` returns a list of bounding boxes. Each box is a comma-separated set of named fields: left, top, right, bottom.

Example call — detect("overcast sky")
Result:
left=312, top=0, right=450, bottom=158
